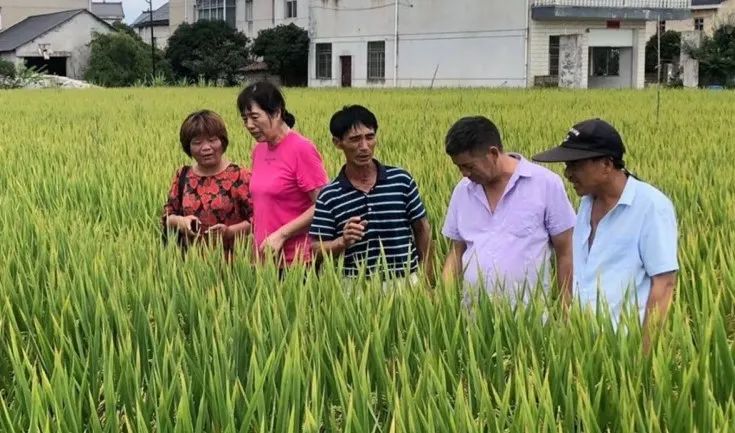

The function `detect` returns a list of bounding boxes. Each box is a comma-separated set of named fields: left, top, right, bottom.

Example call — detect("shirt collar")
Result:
left=337, top=159, right=388, bottom=190
left=618, top=175, right=638, bottom=206
left=510, top=153, right=534, bottom=178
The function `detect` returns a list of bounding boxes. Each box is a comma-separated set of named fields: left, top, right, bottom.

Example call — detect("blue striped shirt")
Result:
left=309, top=160, right=427, bottom=278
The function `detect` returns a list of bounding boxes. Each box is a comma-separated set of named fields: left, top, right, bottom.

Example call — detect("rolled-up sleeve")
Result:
left=640, top=201, right=679, bottom=276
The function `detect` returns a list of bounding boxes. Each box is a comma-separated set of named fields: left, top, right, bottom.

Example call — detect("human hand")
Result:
left=259, top=229, right=287, bottom=254
left=341, top=216, right=367, bottom=248
left=206, top=224, right=235, bottom=241
left=177, top=215, right=201, bottom=236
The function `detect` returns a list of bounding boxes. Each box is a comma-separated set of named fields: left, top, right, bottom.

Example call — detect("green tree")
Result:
left=165, top=20, right=249, bottom=85
left=112, top=21, right=142, bottom=41
left=687, top=24, right=735, bottom=87
left=251, top=23, right=309, bottom=86
left=85, top=31, right=168, bottom=87
left=645, top=30, right=681, bottom=74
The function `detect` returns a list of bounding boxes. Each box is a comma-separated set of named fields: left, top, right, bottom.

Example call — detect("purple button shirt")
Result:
left=442, top=154, right=576, bottom=301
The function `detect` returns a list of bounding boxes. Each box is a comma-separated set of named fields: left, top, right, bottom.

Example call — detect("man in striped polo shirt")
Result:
left=309, top=105, right=432, bottom=285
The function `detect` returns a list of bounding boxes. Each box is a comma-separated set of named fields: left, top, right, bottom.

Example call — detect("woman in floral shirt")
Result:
left=162, top=110, right=253, bottom=259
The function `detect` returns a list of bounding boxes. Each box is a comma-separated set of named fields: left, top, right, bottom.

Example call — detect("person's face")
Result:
left=563, top=157, right=612, bottom=196
left=242, top=102, right=278, bottom=143
left=334, top=123, right=377, bottom=168
left=190, top=135, right=224, bottom=167
left=450, top=147, right=501, bottom=185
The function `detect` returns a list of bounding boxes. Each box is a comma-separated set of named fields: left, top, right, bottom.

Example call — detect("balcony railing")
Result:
left=532, top=0, right=691, bottom=8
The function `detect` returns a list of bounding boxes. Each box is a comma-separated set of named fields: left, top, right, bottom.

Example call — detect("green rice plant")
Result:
left=0, top=88, right=732, bottom=432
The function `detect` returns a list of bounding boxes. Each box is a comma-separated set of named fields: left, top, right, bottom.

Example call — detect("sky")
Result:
left=121, top=0, right=167, bottom=24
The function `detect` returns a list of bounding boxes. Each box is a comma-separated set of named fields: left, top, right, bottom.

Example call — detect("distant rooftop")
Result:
left=132, top=2, right=170, bottom=28
left=91, top=2, right=124, bottom=21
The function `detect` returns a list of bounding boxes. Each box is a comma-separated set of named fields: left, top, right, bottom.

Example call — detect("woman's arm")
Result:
left=260, top=188, right=321, bottom=251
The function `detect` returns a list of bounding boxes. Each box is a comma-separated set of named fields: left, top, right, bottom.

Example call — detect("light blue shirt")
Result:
left=573, top=176, right=679, bottom=325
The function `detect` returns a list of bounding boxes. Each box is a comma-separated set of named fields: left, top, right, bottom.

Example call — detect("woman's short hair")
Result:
left=179, top=110, right=229, bottom=156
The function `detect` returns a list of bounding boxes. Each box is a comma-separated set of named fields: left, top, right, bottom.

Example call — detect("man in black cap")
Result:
left=532, top=118, right=678, bottom=352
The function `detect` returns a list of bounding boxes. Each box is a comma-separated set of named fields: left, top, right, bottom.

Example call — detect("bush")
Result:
left=251, top=23, right=309, bottom=86
left=0, top=59, right=16, bottom=79
left=85, top=31, right=169, bottom=87
left=165, top=21, right=249, bottom=85
left=645, top=30, right=681, bottom=74
left=687, top=24, right=735, bottom=87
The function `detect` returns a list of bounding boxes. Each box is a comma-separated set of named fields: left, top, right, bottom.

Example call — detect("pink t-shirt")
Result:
left=250, top=130, right=329, bottom=265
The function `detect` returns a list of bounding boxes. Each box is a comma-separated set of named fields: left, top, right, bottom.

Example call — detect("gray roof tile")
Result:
left=132, top=2, right=169, bottom=27
left=91, top=2, right=125, bottom=20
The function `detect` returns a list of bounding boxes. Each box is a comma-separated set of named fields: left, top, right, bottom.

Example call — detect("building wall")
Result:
left=308, top=0, right=528, bottom=88
left=645, top=0, right=735, bottom=38
left=14, top=12, right=112, bottom=79
left=168, top=0, right=193, bottom=32
left=167, top=0, right=310, bottom=40
left=240, top=0, right=309, bottom=39
left=0, top=0, right=88, bottom=30
left=136, top=24, right=171, bottom=49
left=529, top=19, right=647, bottom=88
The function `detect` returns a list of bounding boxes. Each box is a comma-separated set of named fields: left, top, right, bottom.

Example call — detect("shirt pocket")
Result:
left=506, top=207, right=544, bottom=238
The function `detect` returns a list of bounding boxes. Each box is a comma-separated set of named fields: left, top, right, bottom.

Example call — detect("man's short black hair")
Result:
left=329, top=105, right=379, bottom=139
left=445, top=116, right=503, bottom=156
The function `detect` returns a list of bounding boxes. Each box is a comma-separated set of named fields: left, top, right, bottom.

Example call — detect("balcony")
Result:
left=532, top=0, right=692, bottom=21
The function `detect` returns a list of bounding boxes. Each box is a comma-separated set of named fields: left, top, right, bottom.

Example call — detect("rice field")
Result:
left=0, top=87, right=733, bottom=432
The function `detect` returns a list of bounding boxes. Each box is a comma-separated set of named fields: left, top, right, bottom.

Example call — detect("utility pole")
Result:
left=147, top=0, right=156, bottom=78
left=393, top=0, right=399, bottom=87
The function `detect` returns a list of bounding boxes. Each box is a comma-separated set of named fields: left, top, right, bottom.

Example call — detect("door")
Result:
left=340, top=56, right=352, bottom=87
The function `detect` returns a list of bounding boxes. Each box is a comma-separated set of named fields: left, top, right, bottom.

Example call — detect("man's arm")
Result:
left=411, top=217, right=433, bottom=282
left=311, top=217, right=365, bottom=259
left=550, top=228, right=573, bottom=308
left=642, top=271, right=677, bottom=353
left=442, top=240, right=467, bottom=285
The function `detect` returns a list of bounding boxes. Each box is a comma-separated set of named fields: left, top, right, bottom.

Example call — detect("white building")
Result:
left=167, top=0, right=308, bottom=40
left=132, top=2, right=171, bottom=49
left=90, top=1, right=124, bottom=24
left=309, top=0, right=692, bottom=89
left=0, top=9, right=114, bottom=79
left=645, top=0, right=735, bottom=37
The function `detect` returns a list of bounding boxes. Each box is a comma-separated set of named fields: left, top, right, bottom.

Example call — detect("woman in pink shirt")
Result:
left=237, top=81, right=329, bottom=268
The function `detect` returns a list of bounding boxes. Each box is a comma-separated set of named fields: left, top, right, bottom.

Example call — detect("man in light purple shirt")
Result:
left=441, top=116, right=576, bottom=306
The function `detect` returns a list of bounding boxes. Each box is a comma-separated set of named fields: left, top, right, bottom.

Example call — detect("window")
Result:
left=245, top=0, right=253, bottom=22
left=367, top=41, right=385, bottom=81
left=197, top=0, right=236, bottom=27
left=589, top=47, right=620, bottom=77
left=316, top=43, right=332, bottom=79
left=694, top=17, right=704, bottom=31
left=659, top=20, right=666, bottom=33
left=549, top=35, right=560, bottom=76
left=286, top=0, right=297, bottom=18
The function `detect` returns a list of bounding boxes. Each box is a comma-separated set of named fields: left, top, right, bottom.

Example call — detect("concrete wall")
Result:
left=14, top=12, right=113, bottom=79
left=168, top=0, right=310, bottom=40
left=0, top=0, right=88, bottom=30
left=559, top=34, right=588, bottom=88
left=645, top=0, right=735, bottom=38
left=0, top=52, right=17, bottom=64
left=529, top=19, right=647, bottom=88
left=168, top=0, right=194, bottom=33
left=136, top=24, right=171, bottom=49
left=308, top=0, right=528, bottom=88
left=239, top=0, right=309, bottom=39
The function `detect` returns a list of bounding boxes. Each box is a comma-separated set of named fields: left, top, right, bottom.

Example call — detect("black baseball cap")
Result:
left=531, top=118, right=625, bottom=163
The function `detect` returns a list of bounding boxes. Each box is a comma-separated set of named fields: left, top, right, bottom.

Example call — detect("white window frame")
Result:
left=367, top=41, right=385, bottom=82
left=286, top=0, right=298, bottom=18
left=316, top=43, right=332, bottom=79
